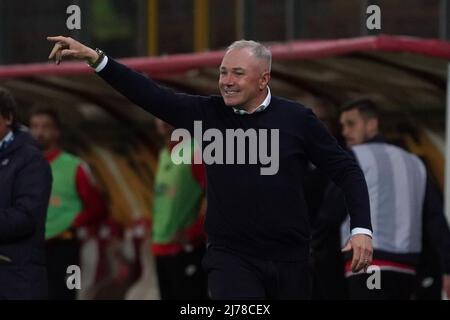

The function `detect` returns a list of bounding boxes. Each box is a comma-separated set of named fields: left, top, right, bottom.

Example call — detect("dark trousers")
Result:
left=347, top=271, right=415, bottom=300
left=310, top=232, right=348, bottom=300
left=45, top=238, right=80, bottom=300
left=155, top=245, right=208, bottom=300
left=414, top=241, right=442, bottom=300
left=311, top=257, right=348, bottom=300
left=202, top=245, right=311, bottom=300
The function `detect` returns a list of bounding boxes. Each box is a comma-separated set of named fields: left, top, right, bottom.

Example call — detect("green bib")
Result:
left=152, top=142, right=203, bottom=244
left=45, top=152, right=83, bottom=239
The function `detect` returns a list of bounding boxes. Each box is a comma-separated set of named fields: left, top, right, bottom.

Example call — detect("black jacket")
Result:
left=0, top=130, right=52, bottom=299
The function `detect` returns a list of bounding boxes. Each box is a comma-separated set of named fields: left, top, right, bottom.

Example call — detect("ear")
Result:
left=4, top=114, right=13, bottom=127
left=259, top=71, right=271, bottom=90
left=366, top=118, right=379, bottom=135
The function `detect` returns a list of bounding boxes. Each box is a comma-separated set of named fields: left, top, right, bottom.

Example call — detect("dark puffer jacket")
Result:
left=0, top=130, right=52, bottom=299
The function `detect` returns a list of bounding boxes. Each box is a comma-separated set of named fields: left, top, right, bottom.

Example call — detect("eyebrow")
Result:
left=220, top=67, right=245, bottom=72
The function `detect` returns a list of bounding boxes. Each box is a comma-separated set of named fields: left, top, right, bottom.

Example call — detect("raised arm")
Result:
left=47, top=36, right=210, bottom=131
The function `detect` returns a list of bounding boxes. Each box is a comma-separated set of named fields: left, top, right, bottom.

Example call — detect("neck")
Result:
left=44, top=147, right=62, bottom=162
left=44, top=145, right=60, bottom=155
left=0, top=129, right=12, bottom=141
left=364, top=132, right=384, bottom=143
left=242, top=87, right=269, bottom=113
left=166, top=139, right=178, bottom=151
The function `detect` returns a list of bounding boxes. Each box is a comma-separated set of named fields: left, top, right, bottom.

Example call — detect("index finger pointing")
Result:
left=47, top=36, right=68, bottom=43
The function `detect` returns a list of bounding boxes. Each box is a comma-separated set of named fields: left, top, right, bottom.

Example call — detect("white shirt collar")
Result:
left=233, top=87, right=271, bottom=115
left=0, top=130, right=13, bottom=150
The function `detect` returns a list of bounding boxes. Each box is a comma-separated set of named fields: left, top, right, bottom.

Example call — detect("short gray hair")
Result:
left=226, top=40, right=272, bottom=72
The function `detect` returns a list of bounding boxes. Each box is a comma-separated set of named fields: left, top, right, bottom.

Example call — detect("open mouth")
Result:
left=224, top=89, right=239, bottom=96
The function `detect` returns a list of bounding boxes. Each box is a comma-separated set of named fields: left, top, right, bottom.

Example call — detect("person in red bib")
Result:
left=29, top=107, right=107, bottom=300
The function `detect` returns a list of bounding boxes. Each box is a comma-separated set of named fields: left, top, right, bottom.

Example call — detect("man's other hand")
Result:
left=342, top=234, right=373, bottom=273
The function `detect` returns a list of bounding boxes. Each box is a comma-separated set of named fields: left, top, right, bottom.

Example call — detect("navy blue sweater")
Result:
left=98, top=58, right=371, bottom=261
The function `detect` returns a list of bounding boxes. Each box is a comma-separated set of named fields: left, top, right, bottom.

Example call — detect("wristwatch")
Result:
left=89, top=48, right=105, bottom=68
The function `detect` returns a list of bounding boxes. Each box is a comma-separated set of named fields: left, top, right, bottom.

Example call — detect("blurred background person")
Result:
left=338, top=99, right=450, bottom=300
left=151, top=118, right=208, bottom=300
left=0, top=88, right=52, bottom=299
left=30, top=107, right=107, bottom=300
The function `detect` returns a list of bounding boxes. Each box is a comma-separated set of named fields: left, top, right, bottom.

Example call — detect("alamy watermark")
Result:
left=66, top=5, right=81, bottom=30
left=366, top=265, right=381, bottom=290
left=170, top=121, right=279, bottom=175
left=66, top=4, right=381, bottom=32
left=66, top=265, right=81, bottom=290
left=346, top=265, right=381, bottom=290
left=366, top=5, right=381, bottom=30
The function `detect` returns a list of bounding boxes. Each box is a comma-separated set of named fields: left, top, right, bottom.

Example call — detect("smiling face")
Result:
left=218, top=48, right=270, bottom=111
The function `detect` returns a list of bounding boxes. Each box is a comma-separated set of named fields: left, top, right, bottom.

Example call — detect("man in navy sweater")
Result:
left=47, top=36, right=373, bottom=299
